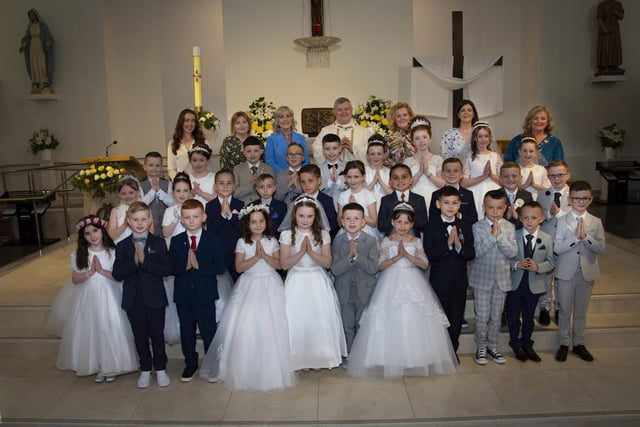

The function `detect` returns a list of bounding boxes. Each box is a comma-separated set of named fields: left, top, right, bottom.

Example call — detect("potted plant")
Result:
left=29, top=127, right=59, bottom=160
left=598, top=123, right=625, bottom=160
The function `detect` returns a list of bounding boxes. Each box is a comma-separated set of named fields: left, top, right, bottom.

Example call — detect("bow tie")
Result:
left=327, top=163, right=337, bottom=170
left=443, top=221, right=455, bottom=227
left=132, top=237, right=146, bottom=245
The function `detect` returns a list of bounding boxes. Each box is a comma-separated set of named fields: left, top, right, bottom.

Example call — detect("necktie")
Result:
left=400, top=193, right=406, bottom=202
left=508, top=193, right=515, bottom=204
left=190, top=235, right=197, bottom=251
left=554, top=192, right=562, bottom=207
left=251, top=166, right=258, bottom=176
left=327, top=163, right=337, bottom=170
left=525, top=234, right=534, bottom=258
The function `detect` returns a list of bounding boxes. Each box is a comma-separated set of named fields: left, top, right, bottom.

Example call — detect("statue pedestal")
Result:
left=591, top=74, right=627, bottom=83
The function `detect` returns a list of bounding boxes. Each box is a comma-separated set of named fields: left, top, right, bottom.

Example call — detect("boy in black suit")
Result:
left=378, top=163, right=427, bottom=237
left=429, top=157, right=478, bottom=225
left=424, top=186, right=475, bottom=357
left=113, top=201, right=172, bottom=389
left=170, top=199, right=225, bottom=382
left=499, top=162, right=533, bottom=230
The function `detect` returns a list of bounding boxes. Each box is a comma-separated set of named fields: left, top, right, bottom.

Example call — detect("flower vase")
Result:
left=603, top=147, right=615, bottom=160
left=39, top=149, right=54, bottom=162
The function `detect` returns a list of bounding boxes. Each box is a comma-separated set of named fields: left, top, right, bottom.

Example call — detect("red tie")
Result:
left=190, top=235, right=197, bottom=251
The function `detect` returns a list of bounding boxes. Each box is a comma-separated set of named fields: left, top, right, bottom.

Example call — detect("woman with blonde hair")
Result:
left=504, top=105, right=564, bottom=166
left=384, top=102, right=415, bottom=167
left=265, top=106, right=309, bottom=175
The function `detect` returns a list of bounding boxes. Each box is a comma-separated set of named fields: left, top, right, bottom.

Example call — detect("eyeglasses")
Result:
left=570, top=197, right=592, bottom=202
left=287, top=153, right=304, bottom=157
left=548, top=173, right=567, bottom=179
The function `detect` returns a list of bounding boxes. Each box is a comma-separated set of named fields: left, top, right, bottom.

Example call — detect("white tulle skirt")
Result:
left=346, top=266, right=457, bottom=378
left=199, top=268, right=295, bottom=391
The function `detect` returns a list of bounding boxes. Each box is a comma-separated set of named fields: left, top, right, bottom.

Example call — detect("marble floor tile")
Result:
left=404, top=373, right=509, bottom=418
left=570, top=366, right=640, bottom=411
left=487, top=369, right=602, bottom=415
left=589, top=346, right=640, bottom=368
left=318, top=374, right=413, bottom=421
left=0, top=376, right=76, bottom=419
left=223, top=374, right=318, bottom=422
left=0, top=351, right=57, bottom=378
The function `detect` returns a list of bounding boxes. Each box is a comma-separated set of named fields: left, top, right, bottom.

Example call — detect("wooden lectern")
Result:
left=81, top=156, right=146, bottom=180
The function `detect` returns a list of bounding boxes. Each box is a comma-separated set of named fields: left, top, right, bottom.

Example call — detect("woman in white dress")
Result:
left=347, top=203, right=457, bottom=378
left=280, top=196, right=347, bottom=370
left=167, top=108, right=210, bottom=180
left=200, top=205, right=295, bottom=390
left=461, top=122, right=503, bottom=219
left=440, top=99, right=479, bottom=160
left=47, top=216, right=138, bottom=382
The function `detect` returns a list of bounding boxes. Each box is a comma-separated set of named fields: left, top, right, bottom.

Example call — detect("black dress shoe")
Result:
left=572, top=345, right=594, bottom=362
left=555, top=345, right=568, bottom=362
left=181, top=365, right=198, bottom=382
left=554, top=310, right=559, bottom=325
left=538, top=309, right=551, bottom=326
left=513, top=346, right=529, bottom=362
left=525, top=347, right=541, bottom=362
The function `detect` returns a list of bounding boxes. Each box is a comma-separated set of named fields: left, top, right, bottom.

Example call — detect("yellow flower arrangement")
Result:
left=248, top=97, right=276, bottom=141
left=73, top=163, right=126, bottom=198
left=353, top=96, right=392, bottom=135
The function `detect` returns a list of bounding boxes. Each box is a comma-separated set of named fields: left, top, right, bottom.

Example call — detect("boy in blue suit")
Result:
left=507, top=201, right=554, bottom=362
left=205, top=169, right=244, bottom=281
left=297, top=164, right=339, bottom=237
left=113, top=201, right=172, bottom=389
left=170, top=199, right=225, bottom=381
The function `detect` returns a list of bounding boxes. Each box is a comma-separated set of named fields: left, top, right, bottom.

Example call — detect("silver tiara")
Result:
left=188, top=145, right=210, bottom=155
left=472, top=121, right=492, bottom=132
left=238, top=204, right=270, bottom=219
left=393, top=202, right=414, bottom=213
left=118, top=174, right=138, bottom=183
left=521, top=136, right=536, bottom=144
left=368, top=136, right=386, bottom=145
left=294, top=195, right=319, bottom=208
left=411, top=118, right=431, bottom=129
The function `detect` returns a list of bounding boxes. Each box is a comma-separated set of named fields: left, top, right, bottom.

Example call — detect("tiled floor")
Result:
left=1, top=232, right=639, bottom=426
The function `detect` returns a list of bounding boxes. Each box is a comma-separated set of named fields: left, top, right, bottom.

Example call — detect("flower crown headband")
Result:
left=76, top=216, right=107, bottom=231
left=189, top=145, right=210, bottom=155
left=472, top=121, right=492, bottom=132
left=294, top=195, right=319, bottom=208
left=238, top=204, right=270, bottom=219
left=411, top=118, right=431, bottom=130
left=393, top=202, right=415, bottom=213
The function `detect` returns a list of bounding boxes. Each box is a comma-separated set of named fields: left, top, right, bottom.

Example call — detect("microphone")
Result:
left=105, top=140, right=118, bottom=157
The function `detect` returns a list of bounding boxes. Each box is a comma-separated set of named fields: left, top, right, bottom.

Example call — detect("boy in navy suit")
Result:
left=429, top=157, right=478, bottom=225
left=249, top=173, right=286, bottom=234
left=140, top=151, right=173, bottom=236
left=378, top=163, right=427, bottom=237
left=297, top=163, right=339, bottom=236
left=499, top=162, right=533, bottom=230
left=205, top=169, right=244, bottom=281
left=507, top=201, right=554, bottom=363
left=113, top=201, right=172, bottom=389
left=424, top=185, right=475, bottom=358
left=170, top=199, right=225, bottom=381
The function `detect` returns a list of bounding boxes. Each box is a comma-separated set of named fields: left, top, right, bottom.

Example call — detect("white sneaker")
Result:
left=137, top=371, right=152, bottom=389
left=94, top=373, right=106, bottom=383
left=105, top=375, right=116, bottom=383
left=156, top=370, right=171, bottom=387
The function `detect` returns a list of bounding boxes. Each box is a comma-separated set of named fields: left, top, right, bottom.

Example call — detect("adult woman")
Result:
left=19, top=9, right=54, bottom=90
left=440, top=99, right=479, bottom=160
left=219, top=111, right=252, bottom=171
left=167, top=109, right=208, bottom=180
left=384, top=102, right=415, bottom=167
left=504, top=105, right=564, bottom=166
left=265, top=106, right=309, bottom=175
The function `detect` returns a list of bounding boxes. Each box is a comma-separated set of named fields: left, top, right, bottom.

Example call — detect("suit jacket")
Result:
left=469, top=218, right=518, bottom=292
left=429, top=186, right=478, bottom=225
left=537, top=185, right=571, bottom=236
left=553, top=212, right=605, bottom=281
left=274, top=169, right=301, bottom=204
left=378, top=191, right=427, bottom=237
left=113, top=233, right=172, bottom=310
left=319, top=159, right=346, bottom=207
left=169, top=230, right=225, bottom=304
left=248, top=198, right=287, bottom=233
left=205, top=197, right=244, bottom=278
left=233, top=162, right=275, bottom=205
left=330, top=232, right=379, bottom=304
left=510, top=229, right=555, bottom=293
left=501, top=188, right=533, bottom=230
left=424, top=215, right=475, bottom=292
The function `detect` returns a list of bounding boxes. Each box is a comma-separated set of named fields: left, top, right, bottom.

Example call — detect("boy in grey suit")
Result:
left=331, top=202, right=379, bottom=352
left=506, top=201, right=555, bottom=363
left=469, top=190, right=518, bottom=365
left=553, top=181, right=605, bottom=362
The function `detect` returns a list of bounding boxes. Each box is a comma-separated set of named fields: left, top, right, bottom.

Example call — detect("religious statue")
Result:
left=19, top=9, right=54, bottom=93
left=596, top=0, right=625, bottom=76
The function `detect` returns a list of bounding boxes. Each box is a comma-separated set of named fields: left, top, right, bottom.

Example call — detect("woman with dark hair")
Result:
left=220, top=111, right=252, bottom=170
left=440, top=99, right=479, bottom=160
left=384, top=102, right=415, bottom=167
left=166, top=109, right=209, bottom=179
left=504, top=105, right=564, bottom=166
